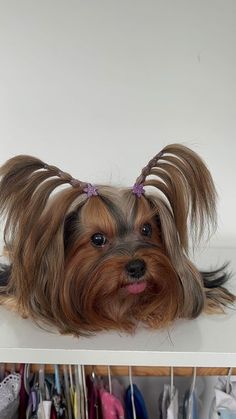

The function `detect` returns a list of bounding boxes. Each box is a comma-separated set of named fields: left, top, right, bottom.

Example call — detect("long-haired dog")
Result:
left=0, top=144, right=235, bottom=336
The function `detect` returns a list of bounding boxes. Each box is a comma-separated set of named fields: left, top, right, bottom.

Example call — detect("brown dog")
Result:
left=0, top=144, right=234, bottom=336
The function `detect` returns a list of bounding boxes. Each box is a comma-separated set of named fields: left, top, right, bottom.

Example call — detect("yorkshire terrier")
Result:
left=0, top=144, right=235, bottom=336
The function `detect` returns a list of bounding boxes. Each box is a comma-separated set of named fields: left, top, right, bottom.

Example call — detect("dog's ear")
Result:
left=137, top=144, right=217, bottom=251
left=146, top=195, right=205, bottom=318
left=0, top=155, right=87, bottom=318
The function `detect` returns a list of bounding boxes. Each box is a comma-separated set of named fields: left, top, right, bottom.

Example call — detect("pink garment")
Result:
left=100, top=388, right=125, bottom=419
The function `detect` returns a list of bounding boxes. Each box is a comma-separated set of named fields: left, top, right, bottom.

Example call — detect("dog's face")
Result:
left=62, top=189, right=183, bottom=334
left=2, top=144, right=233, bottom=337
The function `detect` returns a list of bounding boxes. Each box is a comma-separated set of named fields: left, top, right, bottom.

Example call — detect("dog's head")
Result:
left=0, top=144, right=217, bottom=335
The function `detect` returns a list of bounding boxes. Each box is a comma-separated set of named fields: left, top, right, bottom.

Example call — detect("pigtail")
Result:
left=134, top=144, right=217, bottom=251
left=0, top=155, right=86, bottom=323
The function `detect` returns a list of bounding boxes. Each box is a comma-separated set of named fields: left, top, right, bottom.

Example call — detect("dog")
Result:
left=0, top=144, right=235, bottom=336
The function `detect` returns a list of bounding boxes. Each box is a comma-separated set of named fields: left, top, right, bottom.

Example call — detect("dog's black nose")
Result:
left=126, top=259, right=146, bottom=279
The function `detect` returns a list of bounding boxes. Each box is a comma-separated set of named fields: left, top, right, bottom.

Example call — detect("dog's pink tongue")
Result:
left=126, top=281, right=147, bottom=294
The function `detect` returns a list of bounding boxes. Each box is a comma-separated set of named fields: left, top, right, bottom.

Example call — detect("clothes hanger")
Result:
left=108, top=365, right=112, bottom=394
left=226, top=367, right=233, bottom=394
left=39, top=364, right=45, bottom=400
left=63, top=365, right=73, bottom=419
left=69, top=364, right=74, bottom=393
left=68, top=364, right=75, bottom=413
left=91, top=365, right=99, bottom=390
left=74, top=365, right=81, bottom=419
left=183, top=366, right=197, bottom=419
left=82, top=365, right=89, bottom=419
left=74, top=364, right=87, bottom=419
left=170, top=366, right=174, bottom=400
left=128, top=365, right=137, bottom=419
left=190, top=367, right=197, bottom=397
left=54, top=364, right=61, bottom=396
left=78, top=365, right=85, bottom=419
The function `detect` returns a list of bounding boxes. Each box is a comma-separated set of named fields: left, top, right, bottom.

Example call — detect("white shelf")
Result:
left=0, top=247, right=236, bottom=367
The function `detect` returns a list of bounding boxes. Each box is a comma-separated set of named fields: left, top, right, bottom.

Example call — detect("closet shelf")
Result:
left=0, top=247, right=236, bottom=368
left=3, top=365, right=236, bottom=376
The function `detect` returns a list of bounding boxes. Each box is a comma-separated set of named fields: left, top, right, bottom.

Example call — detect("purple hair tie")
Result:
left=83, top=183, right=99, bottom=197
left=132, top=183, right=145, bottom=198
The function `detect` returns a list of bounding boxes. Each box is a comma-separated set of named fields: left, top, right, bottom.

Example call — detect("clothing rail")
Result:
left=3, top=364, right=236, bottom=376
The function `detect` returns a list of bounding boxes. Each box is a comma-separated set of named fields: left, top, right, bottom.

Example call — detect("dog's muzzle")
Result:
left=124, top=259, right=147, bottom=294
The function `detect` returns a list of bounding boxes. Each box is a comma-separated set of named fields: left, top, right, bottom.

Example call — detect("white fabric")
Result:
left=160, top=384, right=178, bottom=419
left=209, top=377, right=236, bottom=419
left=0, top=373, right=21, bottom=419
left=167, top=387, right=178, bottom=419
left=37, top=399, right=52, bottom=419
left=160, top=384, right=170, bottom=419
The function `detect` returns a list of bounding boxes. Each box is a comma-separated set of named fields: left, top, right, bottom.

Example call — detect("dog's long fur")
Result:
left=0, top=144, right=235, bottom=336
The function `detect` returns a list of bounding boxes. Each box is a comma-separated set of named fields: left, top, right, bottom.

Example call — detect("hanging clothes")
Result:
left=6, top=362, right=236, bottom=418
left=37, top=398, right=52, bottom=419
left=159, top=384, right=178, bottom=419
left=125, top=384, right=149, bottom=419
left=0, top=373, right=21, bottom=419
left=209, top=377, right=236, bottom=419
left=100, top=387, right=125, bottom=419
left=86, top=375, right=103, bottom=419
left=19, top=364, right=29, bottom=419
left=26, top=387, right=39, bottom=418
left=183, top=388, right=199, bottom=419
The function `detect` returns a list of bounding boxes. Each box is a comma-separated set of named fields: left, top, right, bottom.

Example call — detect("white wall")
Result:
left=0, top=0, right=236, bottom=247
left=0, top=3, right=235, bottom=417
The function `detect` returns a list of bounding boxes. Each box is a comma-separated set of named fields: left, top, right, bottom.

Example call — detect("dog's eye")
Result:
left=141, top=223, right=152, bottom=237
left=91, top=233, right=107, bottom=247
